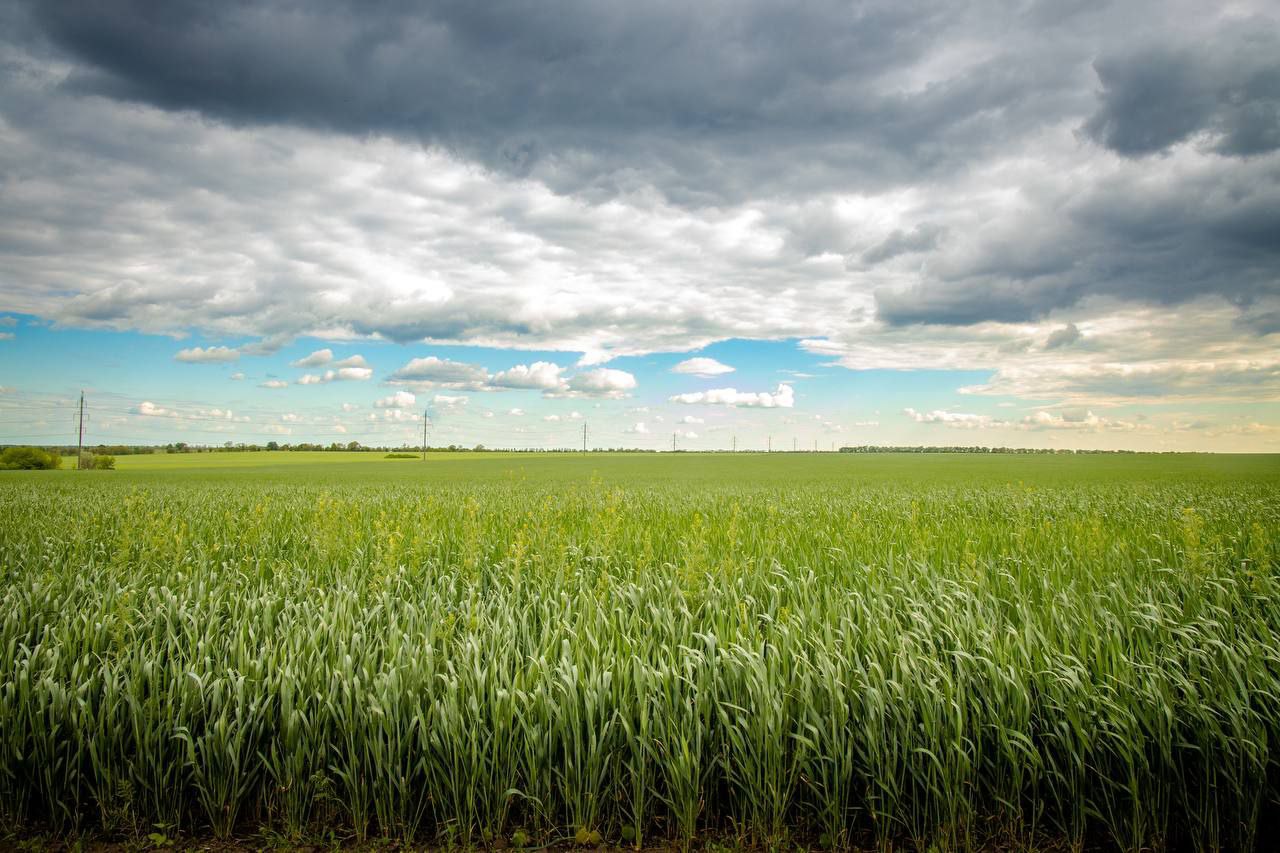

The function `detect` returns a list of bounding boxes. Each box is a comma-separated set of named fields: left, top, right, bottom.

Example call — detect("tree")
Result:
left=266, top=441, right=280, bottom=451
left=0, top=447, right=62, bottom=470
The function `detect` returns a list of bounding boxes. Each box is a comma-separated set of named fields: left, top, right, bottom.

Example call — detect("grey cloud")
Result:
left=1, top=0, right=1277, bottom=369
left=875, top=148, right=1280, bottom=326
left=877, top=280, right=1050, bottom=327
left=861, top=223, right=945, bottom=265
left=14, top=0, right=1108, bottom=204
left=1044, top=323, right=1080, bottom=349
left=1083, top=22, right=1280, bottom=158
left=981, top=361, right=1280, bottom=402
left=1237, top=303, right=1280, bottom=336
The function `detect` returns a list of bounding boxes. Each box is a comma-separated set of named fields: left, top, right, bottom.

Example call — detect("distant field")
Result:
left=54, top=447, right=1280, bottom=485
left=2, top=452, right=1278, bottom=849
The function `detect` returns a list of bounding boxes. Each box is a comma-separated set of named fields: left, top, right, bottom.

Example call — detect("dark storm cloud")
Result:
left=17, top=0, right=1089, bottom=203
left=2, top=0, right=1278, bottom=348
left=1083, top=22, right=1280, bottom=158
left=861, top=224, right=945, bottom=265
left=876, top=145, right=1280, bottom=326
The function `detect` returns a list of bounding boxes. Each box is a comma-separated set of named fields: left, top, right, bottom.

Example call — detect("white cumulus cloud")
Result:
left=563, top=368, right=637, bottom=399
left=669, top=383, right=794, bottom=408
left=904, top=408, right=1001, bottom=429
left=431, top=394, right=469, bottom=409
left=389, top=356, right=489, bottom=389
left=174, top=345, right=239, bottom=363
left=134, top=401, right=175, bottom=417
left=672, top=357, right=735, bottom=377
left=291, top=348, right=333, bottom=367
left=490, top=361, right=567, bottom=390
left=298, top=367, right=372, bottom=384
left=375, top=391, right=417, bottom=409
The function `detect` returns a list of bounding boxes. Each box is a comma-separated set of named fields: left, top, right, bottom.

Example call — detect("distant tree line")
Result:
left=5, top=443, right=1182, bottom=457
left=838, top=445, right=1141, bottom=454
left=0, top=446, right=62, bottom=469
left=0, top=446, right=117, bottom=469
left=15, top=443, right=678, bottom=455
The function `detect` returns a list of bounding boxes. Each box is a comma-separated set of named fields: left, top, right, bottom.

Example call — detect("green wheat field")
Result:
left=2, top=452, right=1278, bottom=850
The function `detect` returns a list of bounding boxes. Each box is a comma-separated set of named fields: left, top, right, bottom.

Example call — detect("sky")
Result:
left=0, top=0, right=1277, bottom=451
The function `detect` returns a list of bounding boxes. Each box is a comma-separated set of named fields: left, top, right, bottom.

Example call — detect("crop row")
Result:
left=1, top=479, right=1277, bottom=849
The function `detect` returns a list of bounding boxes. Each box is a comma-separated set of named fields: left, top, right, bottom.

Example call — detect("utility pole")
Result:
left=813, top=439, right=817, bottom=452
left=767, top=435, right=771, bottom=453
left=793, top=437, right=797, bottom=452
left=732, top=435, right=736, bottom=453
left=76, top=390, right=85, bottom=469
left=421, top=411, right=429, bottom=461
left=583, top=422, right=587, bottom=452
left=672, top=432, right=677, bottom=452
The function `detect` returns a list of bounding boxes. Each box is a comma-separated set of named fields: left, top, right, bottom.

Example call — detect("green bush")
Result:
left=0, top=446, right=61, bottom=470
left=92, top=454, right=116, bottom=470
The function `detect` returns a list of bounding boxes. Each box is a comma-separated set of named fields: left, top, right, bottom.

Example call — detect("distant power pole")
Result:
left=813, top=439, right=817, bottom=452
left=732, top=435, right=736, bottom=453
left=793, top=437, right=797, bottom=452
left=672, top=432, right=677, bottom=452
left=76, top=390, right=85, bottom=469
left=583, top=422, right=588, bottom=452
left=767, top=435, right=771, bottom=453
left=421, top=411, right=429, bottom=461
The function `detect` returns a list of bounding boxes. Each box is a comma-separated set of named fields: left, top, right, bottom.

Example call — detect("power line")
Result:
left=0, top=391, right=741, bottom=452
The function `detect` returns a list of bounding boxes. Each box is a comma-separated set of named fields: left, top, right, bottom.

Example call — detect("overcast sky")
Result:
left=0, top=0, right=1277, bottom=450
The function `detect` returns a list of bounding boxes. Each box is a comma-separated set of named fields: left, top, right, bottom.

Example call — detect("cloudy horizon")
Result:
left=1, top=0, right=1277, bottom=451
